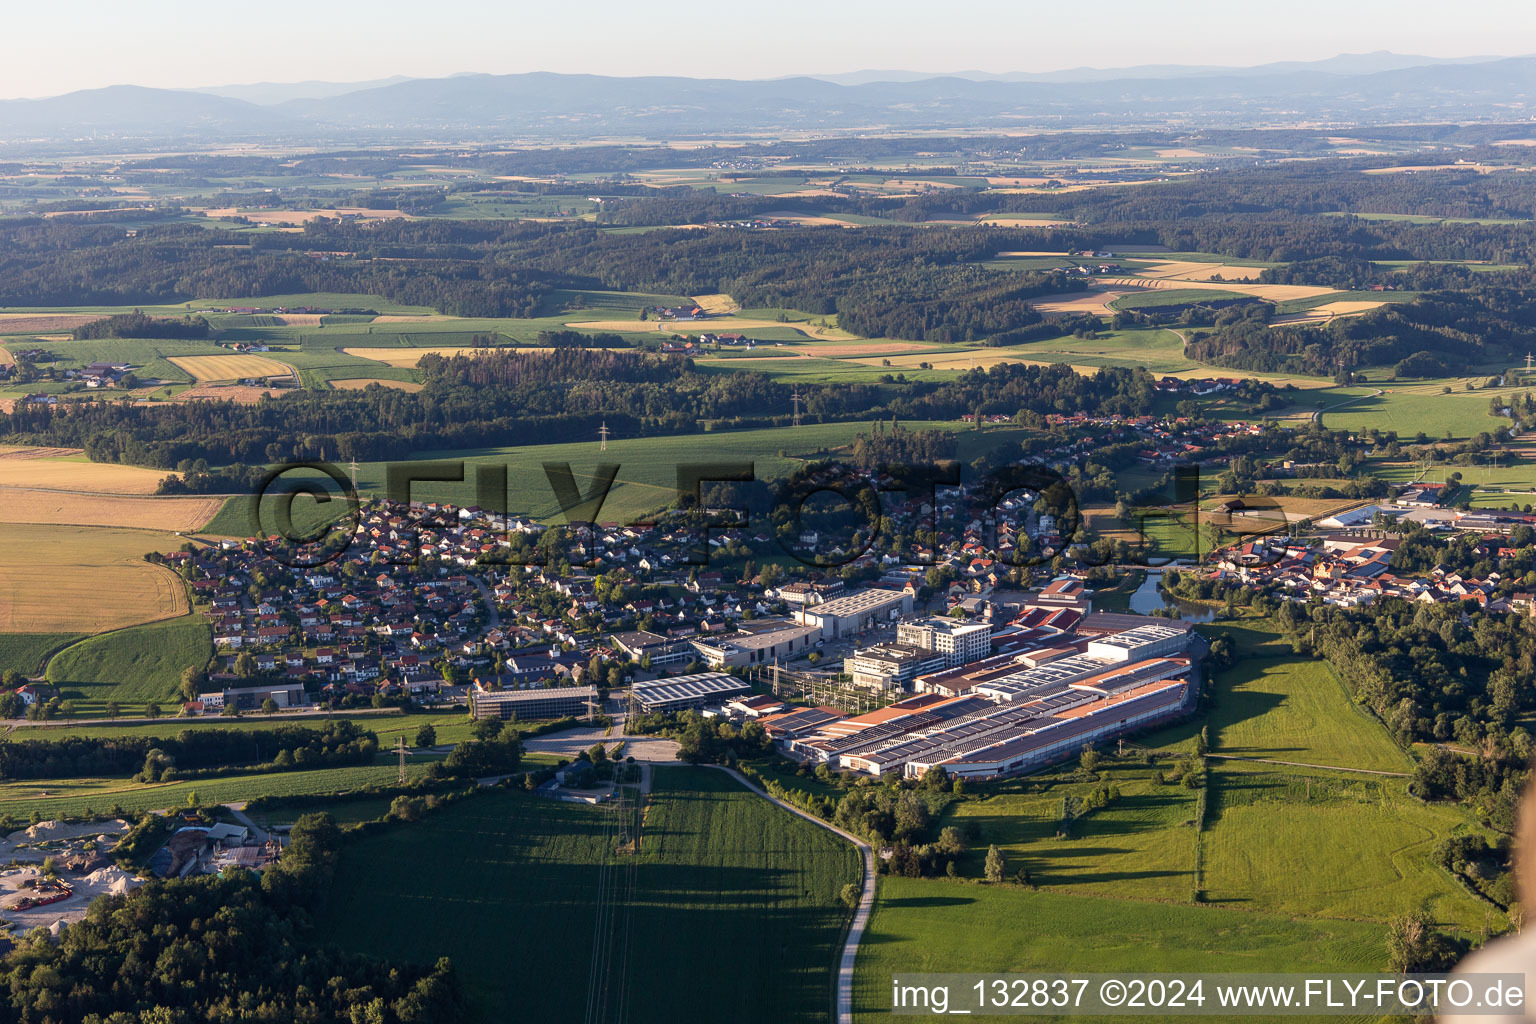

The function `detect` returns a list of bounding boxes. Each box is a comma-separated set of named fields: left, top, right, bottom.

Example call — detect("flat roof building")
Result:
left=690, top=620, right=820, bottom=668
left=896, top=616, right=993, bottom=668
left=470, top=684, right=597, bottom=721
left=610, top=629, right=694, bottom=667
left=1085, top=623, right=1188, bottom=663
left=844, top=643, right=947, bottom=692
left=629, top=672, right=752, bottom=714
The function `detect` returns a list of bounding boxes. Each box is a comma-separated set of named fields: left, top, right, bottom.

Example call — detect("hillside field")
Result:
left=0, top=523, right=189, bottom=633
left=45, top=615, right=213, bottom=713
left=315, top=767, right=860, bottom=1024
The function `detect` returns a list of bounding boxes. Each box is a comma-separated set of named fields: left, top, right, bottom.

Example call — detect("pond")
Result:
left=1126, top=570, right=1218, bottom=623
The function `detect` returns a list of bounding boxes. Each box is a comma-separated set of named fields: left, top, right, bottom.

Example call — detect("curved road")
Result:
left=706, top=765, right=874, bottom=1024
left=1313, top=387, right=1384, bottom=425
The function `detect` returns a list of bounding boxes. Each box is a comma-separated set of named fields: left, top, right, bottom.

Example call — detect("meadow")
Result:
left=853, top=880, right=1385, bottom=1022
left=1205, top=649, right=1411, bottom=773
left=940, top=767, right=1200, bottom=902
left=315, top=767, right=861, bottom=1023
left=1201, top=761, right=1494, bottom=932
left=1319, top=380, right=1520, bottom=438
left=45, top=614, right=213, bottom=713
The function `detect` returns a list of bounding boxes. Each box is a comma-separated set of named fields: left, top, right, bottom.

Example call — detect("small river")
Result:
left=1126, top=571, right=1218, bottom=623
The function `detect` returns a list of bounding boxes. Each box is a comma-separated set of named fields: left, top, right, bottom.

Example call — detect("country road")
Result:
left=1313, top=387, right=1384, bottom=424
left=706, top=765, right=874, bottom=1024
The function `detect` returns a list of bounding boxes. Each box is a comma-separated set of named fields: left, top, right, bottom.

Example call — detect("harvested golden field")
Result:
left=1096, top=276, right=1332, bottom=301
left=370, top=315, right=455, bottom=323
left=1200, top=493, right=1367, bottom=518
left=0, top=345, right=11, bottom=366
left=329, top=378, right=425, bottom=392
left=1270, top=300, right=1385, bottom=326
left=0, top=487, right=223, bottom=531
left=171, top=382, right=288, bottom=403
left=566, top=317, right=854, bottom=340
left=340, top=346, right=500, bottom=366
left=0, top=451, right=168, bottom=494
left=789, top=341, right=936, bottom=357
left=0, top=523, right=189, bottom=633
left=1031, top=290, right=1131, bottom=316
left=1129, top=260, right=1267, bottom=283
left=202, top=207, right=414, bottom=224
left=168, top=354, right=292, bottom=381
left=0, top=313, right=107, bottom=334
left=692, top=293, right=739, bottom=315
left=0, top=445, right=80, bottom=461
left=272, top=314, right=325, bottom=325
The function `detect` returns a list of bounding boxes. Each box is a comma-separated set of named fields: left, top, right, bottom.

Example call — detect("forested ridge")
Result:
left=0, top=351, right=1156, bottom=468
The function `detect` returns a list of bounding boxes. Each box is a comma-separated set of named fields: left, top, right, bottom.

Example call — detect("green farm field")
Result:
left=853, top=879, right=1384, bottom=1022
left=315, top=767, right=861, bottom=1024
left=45, top=615, right=213, bottom=714
left=1206, top=651, right=1411, bottom=773
left=1319, top=381, right=1521, bottom=438
left=0, top=708, right=482, bottom=748
left=0, top=632, right=86, bottom=677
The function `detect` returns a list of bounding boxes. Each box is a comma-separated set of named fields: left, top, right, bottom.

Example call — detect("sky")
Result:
left=5, top=0, right=1535, bottom=98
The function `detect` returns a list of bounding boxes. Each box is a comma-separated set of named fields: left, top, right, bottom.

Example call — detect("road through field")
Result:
left=1314, top=388, right=1384, bottom=424
left=706, top=764, right=874, bottom=1024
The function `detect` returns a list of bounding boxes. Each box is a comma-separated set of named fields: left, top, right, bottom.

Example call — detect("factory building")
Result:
left=793, top=588, right=913, bottom=638
left=895, top=616, right=993, bottom=668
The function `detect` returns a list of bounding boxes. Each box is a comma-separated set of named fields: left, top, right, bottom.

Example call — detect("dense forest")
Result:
left=0, top=721, right=378, bottom=781
left=1185, top=279, right=1536, bottom=375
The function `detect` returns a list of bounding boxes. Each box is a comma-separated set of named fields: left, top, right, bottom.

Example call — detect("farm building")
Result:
left=793, top=588, right=913, bottom=638
left=627, top=672, right=751, bottom=714
left=469, top=684, right=598, bottom=721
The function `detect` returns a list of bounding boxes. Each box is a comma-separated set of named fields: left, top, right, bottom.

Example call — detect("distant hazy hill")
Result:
left=0, top=85, right=288, bottom=135
left=811, top=51, right=1510, bottom=85
left=191, top=76, right=415, bottom=105
left=2, top=54, right=1533, bottom=141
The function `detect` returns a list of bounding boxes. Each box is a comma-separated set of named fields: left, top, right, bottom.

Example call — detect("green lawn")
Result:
left=314, top=767, right=861, bottom=1023
left=854, top=878, right=1384, bottom=1022
left=45, top=615, right=213, bottom=713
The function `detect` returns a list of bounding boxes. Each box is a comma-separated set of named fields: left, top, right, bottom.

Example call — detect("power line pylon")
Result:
left=599, top=421, right=610, bottom=451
